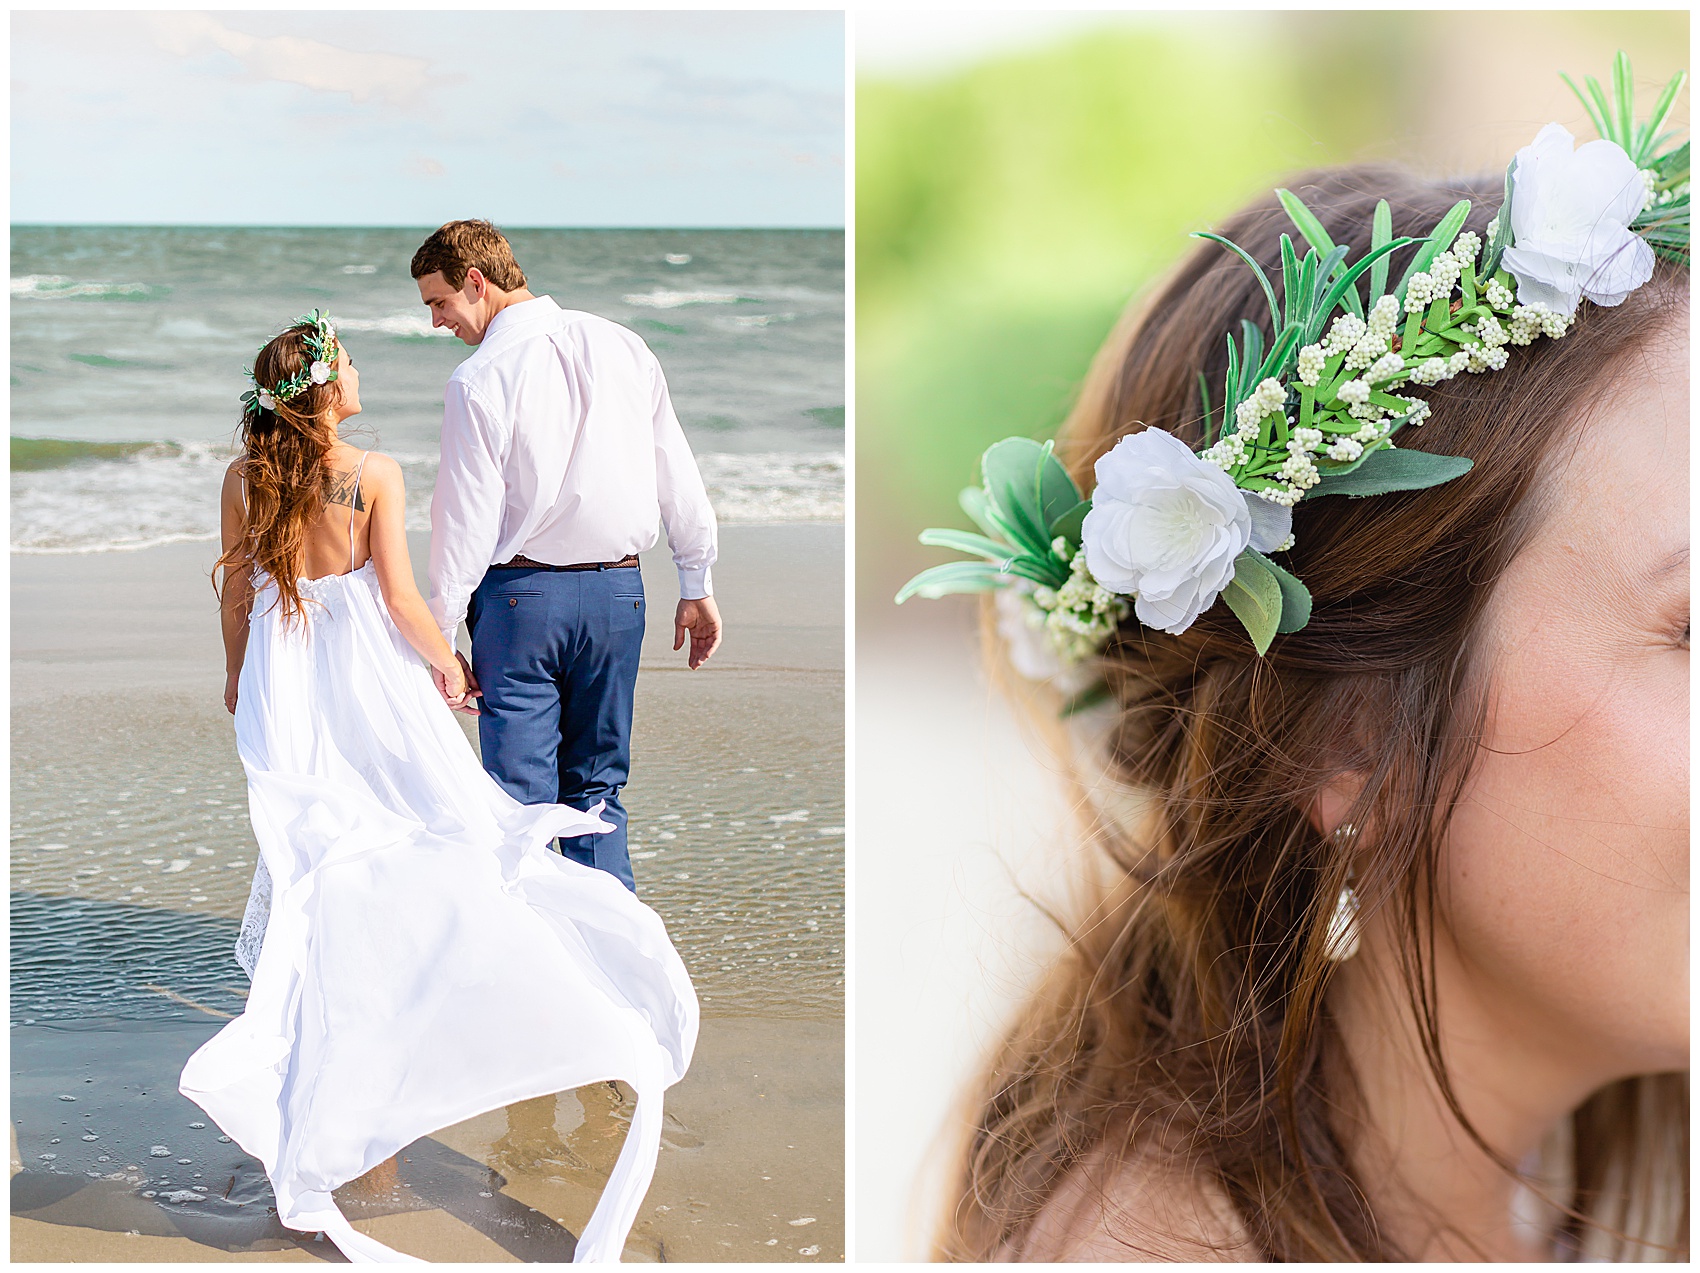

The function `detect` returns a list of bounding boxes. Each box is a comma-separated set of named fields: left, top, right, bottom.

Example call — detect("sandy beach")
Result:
left=11, top=524, right=844, bottom=1261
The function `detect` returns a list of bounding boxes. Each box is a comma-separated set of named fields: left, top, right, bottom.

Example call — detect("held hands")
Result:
left=433, top=651, right=483, bottom=715
left=674, top=595, right=723, bottom=670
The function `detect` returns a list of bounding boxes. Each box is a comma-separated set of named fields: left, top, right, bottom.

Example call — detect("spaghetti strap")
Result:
left=348, top=451, right=370, bottom=569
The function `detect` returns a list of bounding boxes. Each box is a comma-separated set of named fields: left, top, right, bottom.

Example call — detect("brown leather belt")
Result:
left=491, top=553, right=639, bottom=571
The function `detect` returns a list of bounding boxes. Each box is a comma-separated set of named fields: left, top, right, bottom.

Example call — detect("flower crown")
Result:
left=240, top=308, right=341, bottom=418
left=898, top=55, right=1688, bottom=691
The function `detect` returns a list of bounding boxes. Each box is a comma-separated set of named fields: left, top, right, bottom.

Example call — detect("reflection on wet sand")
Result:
left=11, top=528, right=844, bottom=1262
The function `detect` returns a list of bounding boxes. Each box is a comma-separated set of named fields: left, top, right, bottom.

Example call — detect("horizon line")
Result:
left=12, top=221, right=845, bottom=232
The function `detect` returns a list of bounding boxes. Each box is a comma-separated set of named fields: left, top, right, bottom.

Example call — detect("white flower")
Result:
left=257, top=391, right=276, bottom=411
left=1500, top=122, right=1655, bottom=316
left=1082, top=428, right=1289, bottom=636
left=309, top=360, right=332, bottom=385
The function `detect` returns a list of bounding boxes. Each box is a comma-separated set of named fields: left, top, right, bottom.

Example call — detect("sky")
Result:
left=11, top=11, right=844, bottom=227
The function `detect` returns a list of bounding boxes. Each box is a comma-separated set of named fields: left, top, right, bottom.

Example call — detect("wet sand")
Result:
left=10, top=526, right=844, bottom=1261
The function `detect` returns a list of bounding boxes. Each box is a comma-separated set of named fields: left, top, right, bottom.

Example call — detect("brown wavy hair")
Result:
left=410, top=219, right=528, bottom=291
left=939, top=166, right=1689, bottom=1260
left=215, top=320, right=348, bottom=625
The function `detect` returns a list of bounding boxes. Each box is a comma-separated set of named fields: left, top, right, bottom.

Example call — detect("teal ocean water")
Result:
left=12, top=227, right=845, bottom=552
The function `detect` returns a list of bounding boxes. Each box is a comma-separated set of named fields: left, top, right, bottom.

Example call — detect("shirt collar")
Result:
left=482, top=293, right=559, bottom=342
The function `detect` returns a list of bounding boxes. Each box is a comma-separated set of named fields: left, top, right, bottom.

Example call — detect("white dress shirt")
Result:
left=427, top=295, right=718, bottom=642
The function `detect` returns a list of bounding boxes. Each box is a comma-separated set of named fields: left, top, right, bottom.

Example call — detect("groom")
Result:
left=413, top=219, right=722, bottom=892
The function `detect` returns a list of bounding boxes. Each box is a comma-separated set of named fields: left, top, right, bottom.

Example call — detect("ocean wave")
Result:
left=721, top=313, right=797, bottom=330
left=742, top=285, right=841, bottom=306
left=334, top=313, right=453, bottom=339
left=697, top=451, right=844, bottom=523
left=11, top=274, right=168, bottom=302
left=12, top=443, right=842, bottom=553
left=622, top=290, right=744, bottom=309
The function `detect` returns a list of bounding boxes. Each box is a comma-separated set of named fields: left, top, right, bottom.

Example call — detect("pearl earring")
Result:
left=1324, top=823, right=1361, bottom=962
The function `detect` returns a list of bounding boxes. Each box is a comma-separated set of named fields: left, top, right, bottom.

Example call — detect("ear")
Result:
left=1308, top=772, right=1366, bottom=839
left=464, top=266, right=486, bottom=299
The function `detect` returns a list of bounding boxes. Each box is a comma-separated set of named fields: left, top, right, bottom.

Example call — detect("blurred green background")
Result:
left=856, top=11, right=1688, bottom=628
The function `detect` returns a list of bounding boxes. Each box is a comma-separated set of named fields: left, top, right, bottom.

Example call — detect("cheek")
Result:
left=1441, top=628, right=1688, bottom=1070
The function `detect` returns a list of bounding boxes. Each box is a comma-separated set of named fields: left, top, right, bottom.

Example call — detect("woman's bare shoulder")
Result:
left=1016, top=1143, right=1256, bottom=1262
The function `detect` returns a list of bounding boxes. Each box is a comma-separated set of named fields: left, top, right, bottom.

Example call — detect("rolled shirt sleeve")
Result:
left=650, top=358, right=719, bottom=599
left=429, top=379, right=509, bottom=644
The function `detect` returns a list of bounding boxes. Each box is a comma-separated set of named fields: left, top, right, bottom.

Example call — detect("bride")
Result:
left=187, top=310, right=698, bottom=1263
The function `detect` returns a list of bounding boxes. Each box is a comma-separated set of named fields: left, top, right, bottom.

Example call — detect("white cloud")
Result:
left=148, top=13, right=434, bottom=108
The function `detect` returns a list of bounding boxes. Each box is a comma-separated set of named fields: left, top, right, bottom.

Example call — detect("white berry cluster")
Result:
left=1505, top=300, right=1572, bottom=344
left=1030, top=546, right=1131, bottom=664
left=1202, top=375, right=1286, bottom=471
left=1342, top=295, right=1401, bottom=370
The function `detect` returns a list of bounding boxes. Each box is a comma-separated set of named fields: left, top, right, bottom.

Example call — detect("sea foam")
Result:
left=11, top=444, right=843, bottom=553
left=12, top=275, right=165, bottom=301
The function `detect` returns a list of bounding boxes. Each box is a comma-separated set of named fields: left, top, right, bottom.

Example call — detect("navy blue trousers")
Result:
left=467, top=564, right=645, bottom=892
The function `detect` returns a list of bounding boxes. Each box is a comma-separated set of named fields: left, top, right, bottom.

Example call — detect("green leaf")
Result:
left=1306, top=447, right=1474, bottom=499
left=1562, top=70, right=1611, bottom=142
left=1369, top=200, right=1393, bottom=302
left=1649, top=140, right=1689, bottom=185
left=1585, top=74, right=1617, bottom=147
left=1198, top=372, right=1216, bottom=439
left=1303, top=245, right=1350, bottom=328
left=1224, top=331, right=1241, bottom=427
left=1613, top=51, right=1635, bottom=154
left=982, top=438, right=1057, bottom=557
left=1637, top=70, right=1688, bottom=166
left=1255, top=323, right=1304, bottom=389
left=918, top=527, right=1016, bottom=565
left=1194, top=231, right=1280, bottom=329
left=1394, top=200, right=1471, bottom=304
left=1048, top=498, right=1091, bottom=547
left=1221, top=549, right=1284, bottom=656
left=1312, top=238, right=1418, bottom=340
left=1275, top=189, right=1339, bottom=260
left=960, top=485, right=1014, bottom=542
left=1034, top=439, right=1083, bottom=530
left=1237, top=319, right=1265, bottom=403
left=1245, top=549, right=1313, bottom=634
left=895, top=560, right=1009, bottom=604
left=1481, top=159, right=1518, bottom=277
left=1280, top=233, right=1300, bottom=329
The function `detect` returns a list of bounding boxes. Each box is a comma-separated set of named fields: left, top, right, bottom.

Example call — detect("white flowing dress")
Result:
left=179, top=513, right=698, bottom=1264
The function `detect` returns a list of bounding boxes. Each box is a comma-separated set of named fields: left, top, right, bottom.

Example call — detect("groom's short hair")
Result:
left=411, top=220, right=528, bottom=292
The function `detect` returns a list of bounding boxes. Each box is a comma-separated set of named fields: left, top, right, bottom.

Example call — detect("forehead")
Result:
left=415, top=272, right=457, bottom=302
left=1528, top=335, right=1687, bottom=584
